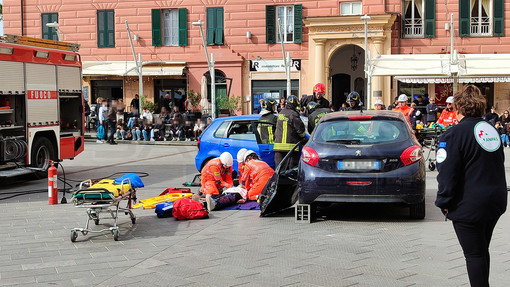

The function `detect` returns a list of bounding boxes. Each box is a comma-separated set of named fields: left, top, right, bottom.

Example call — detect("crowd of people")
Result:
left=93, top=94, right=208, bottom=145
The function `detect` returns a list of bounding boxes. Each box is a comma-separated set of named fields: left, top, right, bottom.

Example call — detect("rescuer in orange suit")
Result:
left=395, top=94, right=414, bottom=124
left=437, top=96, right=458, bottom=127
left=200, top=152, right=234, bottom=196
left=236, top=148, right=247, bottom=185
left=241, top=150, right=275, bottom=201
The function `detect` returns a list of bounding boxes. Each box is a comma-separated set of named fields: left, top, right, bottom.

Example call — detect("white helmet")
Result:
left=374, top=99, right=383, bottom=106
left=237, top=148, right=247, bottom=163
left=243, top=150, right=257, bottom=162
left=219, top=152, right=233, bottom=167
left=446, top=96, right=454, bottom=104
left=398, top=94, right=408, bottom=102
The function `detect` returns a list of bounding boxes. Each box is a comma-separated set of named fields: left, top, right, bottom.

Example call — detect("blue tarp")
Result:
left=114, top=173, right=144, bottom=188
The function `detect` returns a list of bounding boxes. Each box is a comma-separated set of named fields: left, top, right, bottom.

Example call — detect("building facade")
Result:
left=2, top=0, right=510, bottom=113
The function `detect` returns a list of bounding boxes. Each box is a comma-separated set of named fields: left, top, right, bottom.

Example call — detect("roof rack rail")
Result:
left=0, top=34, right=80, bottom=52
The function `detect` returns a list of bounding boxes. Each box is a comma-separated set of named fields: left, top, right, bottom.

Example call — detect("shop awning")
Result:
left=82, top=61, right=186, bottom=77
left=459, top=54, right=510, bottom=76
left=395, top=76, right=510, bottom=84
left=370, top=54, right=451, bottom=77
left=370, top=53, right=510, bottom=83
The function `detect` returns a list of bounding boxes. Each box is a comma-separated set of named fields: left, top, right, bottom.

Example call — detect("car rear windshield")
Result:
left=313, top=119, right=409, bottom=145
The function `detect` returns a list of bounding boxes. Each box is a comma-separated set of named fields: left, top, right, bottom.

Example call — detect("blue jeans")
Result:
left=116, top=130, right=126, bottom=139
left=500, top=134, right=509, bottom=146
left=132, top=129, right=141, bottom=140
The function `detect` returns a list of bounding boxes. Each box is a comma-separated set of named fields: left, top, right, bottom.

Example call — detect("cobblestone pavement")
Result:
left=0, top=144, right=509, bottom=286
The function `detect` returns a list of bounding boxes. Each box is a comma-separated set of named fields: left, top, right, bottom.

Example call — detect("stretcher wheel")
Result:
left=113, top=229, right=120, bottom=241
left=70, top=230, right=78, bottom=242
left=131, top=217, right=136, bottom=224
left=94, top=219, right=99, bottom=225
left=428, top=162, right=436, bottom=171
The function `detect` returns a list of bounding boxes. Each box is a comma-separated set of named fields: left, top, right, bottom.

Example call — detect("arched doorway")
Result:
left=204, top=69, right=231, bottom=116
left=329, top=44, right=365, bottom=110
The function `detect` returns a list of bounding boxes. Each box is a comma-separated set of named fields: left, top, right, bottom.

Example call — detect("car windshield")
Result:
left=313, top=119, right=409, bottom=145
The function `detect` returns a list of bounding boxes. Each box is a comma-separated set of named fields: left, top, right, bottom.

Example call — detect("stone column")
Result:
left=372, top=38, right=385, bottom=106
left=315, top=39, right=326, bottom=85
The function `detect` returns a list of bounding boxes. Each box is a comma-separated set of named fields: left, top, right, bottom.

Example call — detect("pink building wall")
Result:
left=4, top=0, right=510, bottom=109
left=3, top=0, right=345, bottom=103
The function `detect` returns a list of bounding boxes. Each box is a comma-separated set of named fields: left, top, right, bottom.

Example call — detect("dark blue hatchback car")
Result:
left=195, top=115, right=275, bottom=173
left=298, top=111, right=426, bottom=219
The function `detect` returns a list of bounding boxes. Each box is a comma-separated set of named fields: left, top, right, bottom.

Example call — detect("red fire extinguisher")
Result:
left=48, top=160, right=58, bottom=205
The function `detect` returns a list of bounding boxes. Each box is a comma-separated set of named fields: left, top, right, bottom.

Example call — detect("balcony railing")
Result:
left=404, top=19, right=423, bottom=37
left=471, top=17, right=491, bottom=36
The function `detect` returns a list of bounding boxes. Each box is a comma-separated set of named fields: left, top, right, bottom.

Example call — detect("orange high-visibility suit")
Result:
left=241, top=159, right=275, bottom=200
left=395, top=105, right=414, bottom=124
left=437, top=109, right=457, bottom=126
left=200, top=158, right=233, bottom=195
left=238, top=162, right=245, bottom=185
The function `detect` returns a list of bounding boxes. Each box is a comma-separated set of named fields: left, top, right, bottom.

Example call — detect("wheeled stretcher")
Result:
left=416, top=126, right=448, bottom=171
left=70, top=178, right=137, bottom=242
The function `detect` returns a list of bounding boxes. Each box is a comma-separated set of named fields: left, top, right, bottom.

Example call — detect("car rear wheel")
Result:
left=410, top=199, right=426, bottom=219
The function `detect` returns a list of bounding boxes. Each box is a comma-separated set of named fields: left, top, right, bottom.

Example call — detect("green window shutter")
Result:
left=459, top=0, right=470, bottom=37
left=98, top=10, right=114, bottom=48
left=42, top=14, right=50, bottom=39
left=206, top=8, right=216, bottom=45
left=293, top=4, right=302, bottom=43
left=42, top=13, right=58, bottom=40
left=424, top=0, right=435, bottom=38
left=178, top=8, right=188, bottom=46
left=493, top=0, right=504, bottom=36
left=97, top=10, right=105, bottom=47
left=152, top=9, right=162, bottom=47
left=266, top=6, right=276, bottom=44
left=215, top=7, right=224, bottom=45
left=107, top=10, right=115, bottom=47
left=401, top=0, right=406, bottom=37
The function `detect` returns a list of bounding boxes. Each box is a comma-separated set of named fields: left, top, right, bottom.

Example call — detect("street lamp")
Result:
left=360, top=14, right=371, bottom=109
left=46, top=22, right=61, bottom=41
left=192, top=20, right=216, bottom=119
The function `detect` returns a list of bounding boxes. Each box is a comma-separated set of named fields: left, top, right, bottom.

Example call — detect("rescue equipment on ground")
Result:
left=155, top=202, right=175, bottom=218
left=132, top=192, right=192, bottom=209
left=70, top=175, right=140, bottom=242
left=172, top=198, right=209, bottom=220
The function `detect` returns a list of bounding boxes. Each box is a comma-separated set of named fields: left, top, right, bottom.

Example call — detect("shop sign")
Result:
left=250, top=59, right=301, bottom=72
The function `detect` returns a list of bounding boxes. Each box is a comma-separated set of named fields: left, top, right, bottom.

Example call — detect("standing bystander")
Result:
left=435, top=85, right=507, bottom=287
left=106, top=100, right=118, bottom=145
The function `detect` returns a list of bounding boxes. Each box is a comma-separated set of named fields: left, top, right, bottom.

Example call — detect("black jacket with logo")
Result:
left=274, top=108, right=305, bottom=151
left=301, top=95, right=330, bottom=114
left=259, top=112, right=277, bottom=144
left=435, top=117, right=507, bottom=222
left=308, top=108, right=330, bottom=133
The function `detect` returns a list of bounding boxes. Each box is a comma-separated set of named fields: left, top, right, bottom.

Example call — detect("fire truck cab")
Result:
left=0, top=35, right=84, bottom=177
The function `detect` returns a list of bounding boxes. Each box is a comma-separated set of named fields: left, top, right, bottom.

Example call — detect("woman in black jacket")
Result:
left=435, top=85, right=507, bottom=287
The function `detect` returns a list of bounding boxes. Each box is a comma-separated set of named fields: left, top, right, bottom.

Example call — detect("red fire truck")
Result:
left=0, top=35, right=84, bottom=178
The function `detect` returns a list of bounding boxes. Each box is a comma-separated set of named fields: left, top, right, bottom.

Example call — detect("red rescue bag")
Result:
left=172, top=198, right=209, bottom=220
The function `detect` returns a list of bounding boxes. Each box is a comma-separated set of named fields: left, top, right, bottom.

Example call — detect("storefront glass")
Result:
left=251, top=80, right=299, bottom=113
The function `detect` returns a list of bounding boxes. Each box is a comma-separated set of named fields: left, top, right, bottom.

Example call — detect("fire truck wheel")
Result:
left=31, top=137, right=55, bottom=171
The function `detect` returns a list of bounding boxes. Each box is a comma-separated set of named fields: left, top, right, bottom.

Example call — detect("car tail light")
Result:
left=301, top=146, right=319, bottom=167
left=347, top=181, right=372, bottom=186
left=197, top=137, right=201, bottom=150
left=400, top=145, right=422, bottom=166
left=348, top=116, right=372, bottom=120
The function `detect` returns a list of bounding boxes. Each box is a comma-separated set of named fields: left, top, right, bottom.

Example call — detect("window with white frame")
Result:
left=277, top=6, right=294, bottom=43
left=404, top=0, right=424, bottom=37
left=162, top=9, right=179, bottom=46
left=340, top=2, right=362, bottom=16
left=470, top=0, right=491, bottom=36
